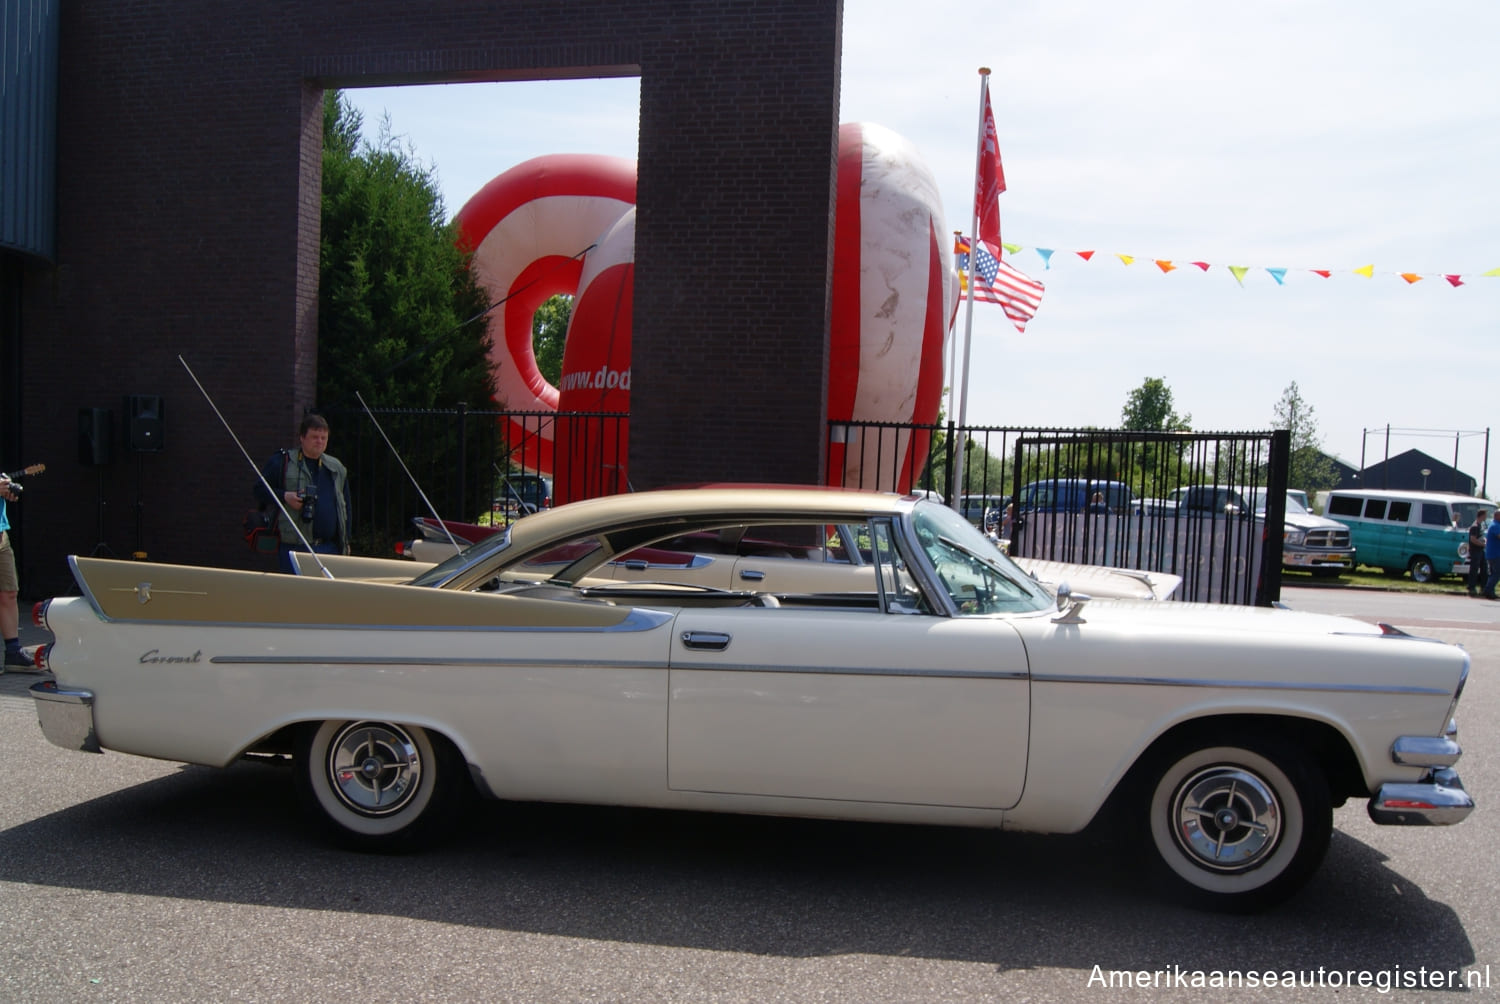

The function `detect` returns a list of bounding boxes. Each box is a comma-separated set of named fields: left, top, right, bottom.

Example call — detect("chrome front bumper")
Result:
left=30, top=681, right=101, bottom=753
left=1367, top=732, right=1474, bottom=825
left=1369, top=768, right=1473, bottom=825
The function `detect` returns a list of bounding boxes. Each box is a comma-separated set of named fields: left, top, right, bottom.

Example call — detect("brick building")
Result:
left=2, top=2, right=845, bottom=595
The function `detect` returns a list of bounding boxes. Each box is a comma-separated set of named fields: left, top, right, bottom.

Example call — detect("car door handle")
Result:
left=738, top=569, right=765, bottom=582
left=622, top=559, right=649, bottom=571
left=681, top=631, right=731, bottom=651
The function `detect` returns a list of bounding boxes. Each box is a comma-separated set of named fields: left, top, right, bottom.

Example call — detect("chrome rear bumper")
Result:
left=30, top=680, right=101, bottom=754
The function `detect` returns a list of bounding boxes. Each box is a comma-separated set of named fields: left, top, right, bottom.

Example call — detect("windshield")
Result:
left=408, top=527, right=516, bottom=587
left=909, top=501, right=1051, bottom=614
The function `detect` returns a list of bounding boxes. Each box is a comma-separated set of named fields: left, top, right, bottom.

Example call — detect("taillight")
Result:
left=35, top=643, right=51, bottom=672
left=31, top=599, right=50, bottom=632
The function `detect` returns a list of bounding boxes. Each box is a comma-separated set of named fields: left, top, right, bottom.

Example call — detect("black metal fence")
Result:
left=319, top=406, right=627, bottom=556
left=827, top=422, right=1291, bottom=605
left=320, top=405, right=1288, bottom=605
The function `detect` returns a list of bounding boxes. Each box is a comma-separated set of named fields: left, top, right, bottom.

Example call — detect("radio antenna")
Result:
left=177, top=355, right=332, bottom=579
left=355, top=391, right=462, bottom=554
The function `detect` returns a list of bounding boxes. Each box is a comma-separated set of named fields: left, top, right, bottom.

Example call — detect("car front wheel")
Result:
left=296, top=719, right=467, bottom=852
left=1408, top=556, right=1437, bottom=583
left=1144, top=736, right=1331, bottom=912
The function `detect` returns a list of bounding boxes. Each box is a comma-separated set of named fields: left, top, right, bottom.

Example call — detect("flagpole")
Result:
left=951, top=67, right=990, bottom=506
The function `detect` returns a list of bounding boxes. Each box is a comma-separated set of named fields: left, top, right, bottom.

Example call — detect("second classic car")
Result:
left=31, top=487, right=1472, bottom=912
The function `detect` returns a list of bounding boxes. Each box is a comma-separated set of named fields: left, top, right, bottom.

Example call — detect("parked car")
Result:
left=1017, top=479, right=1134, bottom=514
left=32, top=487, right=1472, bottom=911
left=956, top=493, right=1008, bottom=528
left=1245, top=489, right=1356, bottom=578
left=1323, top=488, right=1490, bottom=582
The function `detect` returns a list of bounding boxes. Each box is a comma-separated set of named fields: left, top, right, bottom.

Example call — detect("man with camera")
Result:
left=256, top=414, right=351, bottom=573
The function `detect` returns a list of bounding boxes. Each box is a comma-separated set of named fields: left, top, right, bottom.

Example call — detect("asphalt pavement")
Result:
left=1, top=585, right=1497, bottom=1002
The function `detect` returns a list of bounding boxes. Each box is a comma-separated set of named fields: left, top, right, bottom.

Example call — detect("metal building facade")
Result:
left=1, top=0, right=59, bottom=261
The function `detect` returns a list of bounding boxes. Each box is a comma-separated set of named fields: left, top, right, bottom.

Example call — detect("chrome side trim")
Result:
left=668, top=662, right=1029, bottom=680
left=211, top=655, right=668, bottom=669
left=1368, top=769, right=1474, bottom=826
left=67, top=605, right=675, bottom=634
left=30, top=681, right=101, bottom=754
left=1391, top=735, right=1462, bottom=767
left=1032, top=673, right=1452, bottom=697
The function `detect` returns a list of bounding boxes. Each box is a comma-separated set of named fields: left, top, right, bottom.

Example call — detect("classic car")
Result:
left=30, top=487, right=1472, bottom=912
left=393, top=509, right=1184, bottom=602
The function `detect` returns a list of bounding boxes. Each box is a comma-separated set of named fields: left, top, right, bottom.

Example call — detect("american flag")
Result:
left=955, top=236, right=1045, bottom=333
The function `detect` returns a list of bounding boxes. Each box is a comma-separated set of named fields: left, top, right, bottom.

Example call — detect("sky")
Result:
left=346, top=1, right=1500, bottom=486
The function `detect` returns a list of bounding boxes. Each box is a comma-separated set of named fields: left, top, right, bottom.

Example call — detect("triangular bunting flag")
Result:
left=1399, top=273, right=1423, bottom=284
left=1445, top=275, right=1464, bottom=287
left=1354, top=264, right=1375, bottom=278
left=1036, top=248, right=1055, bottom=269
left=1228, top=266, right=1249, bottom=286
left=1002, top=242, right=1021, bottom=256
left=1190, top=261, right=1211, bottom=271
left=1076, top=250, right=1095, bottom=261
left=1116, top=254, right=1135, bottom=266
left=1310, top=269, right=1332, bottom=278
left=1266, top=268, right=1287, bottom=285
left=1155, top=260, right=1176, bottom=273
left=1482, top=267, right=1500, bottom=277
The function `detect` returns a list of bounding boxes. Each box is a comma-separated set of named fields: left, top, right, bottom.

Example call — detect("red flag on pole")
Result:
left=974, top=81, right=1006, bottom=248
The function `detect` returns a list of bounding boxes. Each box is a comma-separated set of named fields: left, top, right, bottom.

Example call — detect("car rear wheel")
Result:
left=1408, top=555, right=1437, bottom=583
left=296, top=720, right=467, bottom=852
left=1143, top=736, right=1330, bottom=912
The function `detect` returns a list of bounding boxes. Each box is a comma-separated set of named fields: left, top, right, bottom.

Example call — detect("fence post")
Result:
left=455, top=402, right=468, bottom=518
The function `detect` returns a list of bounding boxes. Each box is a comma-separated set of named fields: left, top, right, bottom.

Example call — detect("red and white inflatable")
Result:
left=455, top=155, right=635, bottom=474
left=457, top=126, right=953, bottom=495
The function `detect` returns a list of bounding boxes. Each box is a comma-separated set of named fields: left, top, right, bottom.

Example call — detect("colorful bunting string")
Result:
left=1006, top=245, right=1499, bottom=287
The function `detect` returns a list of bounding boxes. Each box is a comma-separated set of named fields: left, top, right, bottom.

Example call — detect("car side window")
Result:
left=870, top=519, right=928, bottom=614
left=1387, top=501, right=1412, bottom=523
left=1420, top=503, right=1449, bottom=527
left=1328, top=495, right=1361, bottom=517
left=1364, top=499, right=1387, bottom=519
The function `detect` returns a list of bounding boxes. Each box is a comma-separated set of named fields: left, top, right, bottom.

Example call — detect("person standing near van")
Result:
left=1467, top=509, right=1489, bottom=596
left=1482, top=514, right=1500, bottom=600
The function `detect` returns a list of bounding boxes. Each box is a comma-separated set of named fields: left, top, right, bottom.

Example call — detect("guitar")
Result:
left=0, top=464, right=45, bottom=494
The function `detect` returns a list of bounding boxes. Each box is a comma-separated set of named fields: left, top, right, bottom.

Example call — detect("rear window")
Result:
left=1388, top=501, right=1412, bottom=523
left=1364, top=499, right=1387, bottom=519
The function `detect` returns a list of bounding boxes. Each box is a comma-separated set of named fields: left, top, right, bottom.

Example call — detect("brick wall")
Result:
left=16, top=1, right=842, bottom=593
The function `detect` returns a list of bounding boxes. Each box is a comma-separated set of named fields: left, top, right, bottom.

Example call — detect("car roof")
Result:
left=501, top=486, right=910, bottom=554
left=1329, top=488, right=1490, bottom=504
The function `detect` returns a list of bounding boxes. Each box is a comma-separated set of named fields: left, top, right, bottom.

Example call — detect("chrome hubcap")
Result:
left=1171, top=766, right=1281, bottom=872
left=326, top=722, right=422, bottom=817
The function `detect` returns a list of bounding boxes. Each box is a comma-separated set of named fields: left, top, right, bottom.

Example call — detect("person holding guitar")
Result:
left=0, top=465, right=43, bottom=672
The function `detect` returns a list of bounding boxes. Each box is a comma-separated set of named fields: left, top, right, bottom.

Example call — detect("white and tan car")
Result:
left=31, top=487, right=1472, bottom=911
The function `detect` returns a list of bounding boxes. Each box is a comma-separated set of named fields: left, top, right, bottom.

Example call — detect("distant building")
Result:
left=1336, top=449, right=1479, bottom=497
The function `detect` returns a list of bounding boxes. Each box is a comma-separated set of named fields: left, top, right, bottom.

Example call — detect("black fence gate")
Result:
left=318, top=405, right=627, bottom=556
left=827, top=421, right=1290, bottom=605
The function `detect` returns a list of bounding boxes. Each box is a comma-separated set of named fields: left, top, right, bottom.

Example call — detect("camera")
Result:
left=298, top=484, right=318, bottom=522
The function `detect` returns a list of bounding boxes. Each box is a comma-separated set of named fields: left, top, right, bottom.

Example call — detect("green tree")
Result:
left=532, top=295, right=572, bottom=386
left=318, top=91, right=495, bottom=410
left=1121, top=376, right=1191, bottom=432
left=317, top=90, right=499, bottom=548
left=1121, top=377, right=1192, bottom=497
left=1272, top=381, right=1339, bottom=497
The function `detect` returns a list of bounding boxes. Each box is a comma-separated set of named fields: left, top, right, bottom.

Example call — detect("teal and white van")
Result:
left=1323, top=488, right=1490, bottom=582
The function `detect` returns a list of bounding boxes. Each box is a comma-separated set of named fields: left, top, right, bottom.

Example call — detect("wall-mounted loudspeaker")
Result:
left=124, top=394, right=164, bottom=452
left=78, top=408, right=114, bottom=466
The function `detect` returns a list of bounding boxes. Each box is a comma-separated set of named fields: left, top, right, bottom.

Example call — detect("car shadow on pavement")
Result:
left=0, top=759, right=1476, bottom=976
